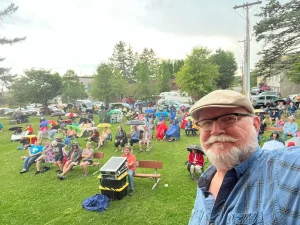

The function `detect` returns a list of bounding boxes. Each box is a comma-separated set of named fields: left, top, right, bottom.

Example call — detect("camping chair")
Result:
left=89, top=152, right=104, bottom=175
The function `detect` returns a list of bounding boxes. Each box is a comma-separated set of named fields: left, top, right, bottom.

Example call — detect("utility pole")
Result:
left=234, top=1, right=261, bottom=99
left=239, top=39, right=246, bottom=94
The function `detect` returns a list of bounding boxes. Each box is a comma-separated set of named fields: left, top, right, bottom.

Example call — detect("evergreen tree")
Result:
left=0, top=3, right=26, bottom=86
left=254, top=0, right=300, bottom=80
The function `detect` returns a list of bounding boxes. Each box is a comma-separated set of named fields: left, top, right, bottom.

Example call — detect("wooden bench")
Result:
left=134, top=160, right=163, bottom=190
left=89, top=152, right=104, bottom=175
left=265, top=127, right=283, bottom=132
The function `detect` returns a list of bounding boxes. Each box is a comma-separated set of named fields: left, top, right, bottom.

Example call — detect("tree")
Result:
left=156, top=60, right=172, bottom=93
left=91, top=63, right=126, bottom=103
left=254, top=0, right=300, bottom=79
left=250, top=70, right=258, bottom=88
left=210, top=49, right=237, bottom=89
left=10, top=69, right=62, bottom=110
left=110, top=41, right=136, bottom=82
left=175, top=47, right=220, bottom=100
left=0, top=3, right=26, bottom=86
left=61, top=70, right=88, bottom=104
left=133, top=48, right=158, bottom=100
left=173, top=59, right=184, bottom=78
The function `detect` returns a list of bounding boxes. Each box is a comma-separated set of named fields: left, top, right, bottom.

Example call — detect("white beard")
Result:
left=203, top=127, right=258, bottom=170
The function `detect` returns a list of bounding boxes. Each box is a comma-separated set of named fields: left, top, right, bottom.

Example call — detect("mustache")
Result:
left=204, top=134, right=237, bottom=145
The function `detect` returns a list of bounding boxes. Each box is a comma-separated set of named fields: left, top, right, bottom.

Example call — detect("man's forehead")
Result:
left=198, top=106, right=249, bottom=120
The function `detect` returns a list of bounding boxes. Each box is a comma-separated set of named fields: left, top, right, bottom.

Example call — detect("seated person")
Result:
left=276, top=101, right=286, bottom=118
left=288, top=102, right=297, bottom=116
left=187, top=148, right=204, bottom=179
left=0, top=122, right=3, bottom=132
left=20, top=140, right=44, bottom=174
left=121, top=145, right=136, bottom=196
left=185, top=119, right=193, bottom=136
left=130, top=125, right=140, bottom=152
left=57, top=143, right=82, bottom=180
left=52, top=141, right=66, bottom=173
left=191, top=121, right=199, bottom=136
left=267, top=131, right=285, bottom=145
left=14, top=127, right=23, bottom=135
left=156, top=120, right=168, bottom=141
left=87, top=129, right=99, bottom=143
left=258, top=118, right=267, bottom=143
left=268, top=108, right=279, bottom=125
left=139, top=125, right=152, bottom=153
left=114, top=126, right=127, bottom=152
left=80, top=142, right=94, bottom=176
left=38, top=124, right=49, bottom=139
left=25, top=124, right=34, bottom=135
left=35, top=140, right=55, bottom=174
left=165, top=119, right=181, bottom=142
left=64, top=127, right=77, bottom=147
left=274, top=115, right=286, bottom=127
left=54, top=128, right=64, bottom=142
left=97, top=127, right=111, bottom=149
left=282, top=116, right=299, bottom=141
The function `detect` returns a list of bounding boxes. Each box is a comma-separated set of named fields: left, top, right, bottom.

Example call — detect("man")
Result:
left=121, top=145, right=136, bottom=196
left=20, top=140, right=43, bottom=174
left=188, top=90, right=300, bottom=224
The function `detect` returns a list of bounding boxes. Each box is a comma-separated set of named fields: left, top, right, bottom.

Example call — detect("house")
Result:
left=258, top=73, right=300, bottom=97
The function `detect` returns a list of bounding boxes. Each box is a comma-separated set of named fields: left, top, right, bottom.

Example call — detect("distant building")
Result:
left=257, top=74, right=300, bottom=97
left=78, top=76, right=93, bottom=98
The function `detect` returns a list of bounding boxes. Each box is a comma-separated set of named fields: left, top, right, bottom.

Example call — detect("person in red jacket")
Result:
left=25, top=124, right=34, bottom=135
left=187, top=148, right=204, bottom=179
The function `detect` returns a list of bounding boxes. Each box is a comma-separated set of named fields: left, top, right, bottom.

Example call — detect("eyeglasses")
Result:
left=195, top=113, right=253, bottom=131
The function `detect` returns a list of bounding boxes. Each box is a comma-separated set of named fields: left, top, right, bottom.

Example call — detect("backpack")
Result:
left=82, top=194, right=109, bottom=212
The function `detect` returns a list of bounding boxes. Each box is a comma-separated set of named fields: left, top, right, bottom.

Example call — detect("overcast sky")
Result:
left=0, top=0, right=265, bottom=76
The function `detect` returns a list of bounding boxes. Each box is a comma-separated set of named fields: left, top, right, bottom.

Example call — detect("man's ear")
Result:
left=253, top=115, right=260, bottom=133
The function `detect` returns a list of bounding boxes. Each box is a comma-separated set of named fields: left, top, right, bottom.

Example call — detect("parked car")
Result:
left=251, top=95, right=279, bottom=108
left=158, top=100, right=190, bottom=111
left=109, top=102, right=132, bottom=111
left=134, top=100, right=155, bottom=109
left=0, top=108, right=14, bottom=116
left=39, top=106, right=64, bottom=115
left=257, top=91, right=281, bottom=98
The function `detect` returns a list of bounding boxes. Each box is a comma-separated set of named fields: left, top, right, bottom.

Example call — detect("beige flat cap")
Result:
left=189, top=90, right=254, bottom=120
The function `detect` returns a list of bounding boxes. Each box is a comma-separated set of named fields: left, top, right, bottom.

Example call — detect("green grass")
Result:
left=1, top=116, right=296, bottom=225
left=0, top=116, right=202, bottom=225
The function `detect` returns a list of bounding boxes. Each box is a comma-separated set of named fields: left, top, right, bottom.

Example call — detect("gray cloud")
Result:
left=138, top=0, right=252, bottom=37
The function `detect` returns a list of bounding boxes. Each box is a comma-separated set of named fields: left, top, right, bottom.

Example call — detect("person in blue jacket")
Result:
left=188, top=90, right=300, bottom=225
left=20, top=140, right=44, bottom=174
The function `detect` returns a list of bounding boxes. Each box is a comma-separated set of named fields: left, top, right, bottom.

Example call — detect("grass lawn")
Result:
left=0, top=115, right=296, bottom=225
left=0, top=116, right=203, bottom=225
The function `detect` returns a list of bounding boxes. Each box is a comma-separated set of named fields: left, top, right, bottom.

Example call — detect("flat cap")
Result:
left=189, top=90, right=254, bottom=120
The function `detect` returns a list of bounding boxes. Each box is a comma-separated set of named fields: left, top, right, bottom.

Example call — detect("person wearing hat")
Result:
left=266, top=131, right=285, bottom=144
left=57, top=142, right=82, bottom=180
left=187, top=148, right=204, bottom=179
left=282, top=116, right=298, bottom=141
left=188, top=90, right=300, bottom=224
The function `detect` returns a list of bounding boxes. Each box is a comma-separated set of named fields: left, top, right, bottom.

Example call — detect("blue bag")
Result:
left=82, top=194, right=109, bottom=212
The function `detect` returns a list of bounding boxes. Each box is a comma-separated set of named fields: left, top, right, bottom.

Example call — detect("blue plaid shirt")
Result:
left=189, top=147, right=300, bottom=225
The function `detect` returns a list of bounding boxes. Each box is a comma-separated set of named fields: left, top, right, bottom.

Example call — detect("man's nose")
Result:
left=210, top=120, right=225, bottom=136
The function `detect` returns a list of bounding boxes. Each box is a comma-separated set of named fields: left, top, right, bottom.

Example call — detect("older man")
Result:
left=282, top=116, right=298, bottom=141
left=188, top=90, right=300, bottom=225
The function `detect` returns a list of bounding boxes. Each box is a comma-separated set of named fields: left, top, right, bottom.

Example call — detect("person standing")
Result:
left=121, top=145, right=136, bottom=196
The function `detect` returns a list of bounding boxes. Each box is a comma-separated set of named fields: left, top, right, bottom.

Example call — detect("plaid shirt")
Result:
left=189, top=147, right=300, bottom=225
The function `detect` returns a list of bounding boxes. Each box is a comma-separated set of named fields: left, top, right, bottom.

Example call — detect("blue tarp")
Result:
left=82, top=194, right=109, bottom=212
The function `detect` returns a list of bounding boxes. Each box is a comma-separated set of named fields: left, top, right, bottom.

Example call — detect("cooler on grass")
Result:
left=99, top=157, right=128, bottom=200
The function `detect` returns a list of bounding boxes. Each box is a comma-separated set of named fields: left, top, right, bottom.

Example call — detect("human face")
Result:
left=123, top=148, right=130, bottom=155
left=199, top=107, right=260, bottom=171
left=289, top=118, right=294, bottom=123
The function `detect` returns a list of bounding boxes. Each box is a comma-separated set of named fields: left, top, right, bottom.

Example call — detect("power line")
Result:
left=233, top=1, right=262, bottom=99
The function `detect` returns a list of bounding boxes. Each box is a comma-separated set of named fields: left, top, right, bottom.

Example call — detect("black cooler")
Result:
left=99, top=157, right=129, bottom=200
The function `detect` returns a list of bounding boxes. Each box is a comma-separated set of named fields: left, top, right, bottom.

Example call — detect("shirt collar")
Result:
left=198, top=147, right=263, bottom=189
